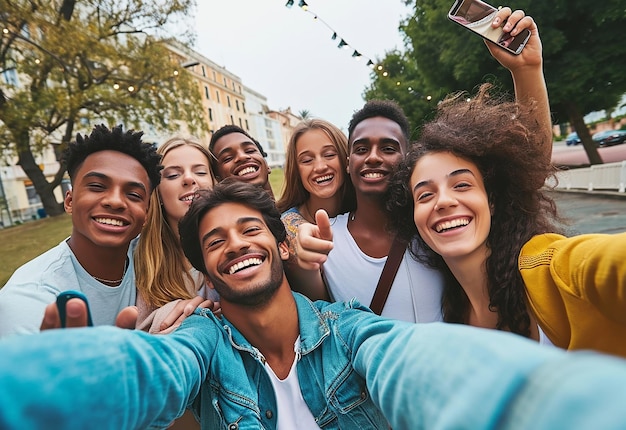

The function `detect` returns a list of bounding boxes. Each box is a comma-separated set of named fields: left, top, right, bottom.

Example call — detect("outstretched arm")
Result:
left=0, top=315, right=214, bottom=429
left=350, top=315, right=626, bottom=429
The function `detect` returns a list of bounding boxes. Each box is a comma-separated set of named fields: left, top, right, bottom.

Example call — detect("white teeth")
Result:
left=363, top=172, right=383, bottom=179
left=435, top=218, right=469, bottom=233
left=315, top=174, right=333, bottom=184
left=228, top=258, right=263, bottom=275
left=95, top=217, right=124, bottom=226
left=181, top=195, right=194, bottom=202
left=238, top=167, right=257, bottom=176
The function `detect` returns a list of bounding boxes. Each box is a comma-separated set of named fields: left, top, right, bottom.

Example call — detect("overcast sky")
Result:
left=189, top=1, right=411, bottom=131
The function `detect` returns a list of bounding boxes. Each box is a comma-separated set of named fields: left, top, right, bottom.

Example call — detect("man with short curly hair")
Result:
left=0, top=124, right=161, bottom=337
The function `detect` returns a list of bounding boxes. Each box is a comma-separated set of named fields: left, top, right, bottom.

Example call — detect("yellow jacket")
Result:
left=519, top=232, right=626, bottom=358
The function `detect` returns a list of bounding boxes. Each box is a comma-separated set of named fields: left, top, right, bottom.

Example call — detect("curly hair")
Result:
left=180, top=178, right=287, bottom=275
left=386, top=84, right=562, bottom=337
left=276, top=118, right=356, bottom=214
left=348, top=99, right=411, bottom=145
left=63, top=124, right=162, bottom=190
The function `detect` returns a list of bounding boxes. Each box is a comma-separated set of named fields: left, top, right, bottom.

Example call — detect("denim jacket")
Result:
left=190, top=292, right=388, bottom=429
left=4, top=293, right=626, bottom=430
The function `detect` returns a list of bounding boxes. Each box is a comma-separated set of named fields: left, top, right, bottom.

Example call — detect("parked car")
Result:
left=565, top=132, right=581, bottom=146
left=592, top=129, right=626, bottom=147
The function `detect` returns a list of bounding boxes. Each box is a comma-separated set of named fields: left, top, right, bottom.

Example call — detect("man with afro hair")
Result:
left=0, top=124, right=161, bottom=337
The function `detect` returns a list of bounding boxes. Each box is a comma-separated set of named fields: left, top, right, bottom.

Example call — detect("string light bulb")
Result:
left=298, top=0, right=308, bottom=11
left=337, top=39, right=348, bottom=49
left=285, top=0, right=294, bottom=8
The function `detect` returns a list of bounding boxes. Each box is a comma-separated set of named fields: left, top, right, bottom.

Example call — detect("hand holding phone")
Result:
left=56, top=290, right=94, bottom=328
left=448, top=0, right=531, bottom=55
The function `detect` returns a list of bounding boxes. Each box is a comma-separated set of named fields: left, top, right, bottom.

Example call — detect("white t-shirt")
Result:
left=0, top=238, right=137, bottom=338
left=262, top=337, right=319, bottom=430
left=324, top=213, right=444, bottom=323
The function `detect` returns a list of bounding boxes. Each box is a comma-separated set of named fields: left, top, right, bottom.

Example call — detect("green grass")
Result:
left=269, top=167, right=285, bottom=200
left=0, top=214, right=73, bottom=286
left=0, top=168, right=286, bottom=287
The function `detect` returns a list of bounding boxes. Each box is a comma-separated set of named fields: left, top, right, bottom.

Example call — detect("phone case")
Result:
left=56, top=290, right=94, bottom=327
left=448, top=0, right=531, bottom=55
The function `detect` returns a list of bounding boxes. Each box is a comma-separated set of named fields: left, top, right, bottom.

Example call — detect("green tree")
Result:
left=298, top=109, right=311, bottom=120
left=368, top=0, right=626, bottom=164
left=0, top=0, right=206, bottom=216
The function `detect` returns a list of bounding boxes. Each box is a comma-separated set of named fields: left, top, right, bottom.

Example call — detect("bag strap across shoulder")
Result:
left=369, top=236, right=407, bottom=315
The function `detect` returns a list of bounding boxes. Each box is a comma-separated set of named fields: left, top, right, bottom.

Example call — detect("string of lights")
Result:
left=284, top=0, right=393, bottom=78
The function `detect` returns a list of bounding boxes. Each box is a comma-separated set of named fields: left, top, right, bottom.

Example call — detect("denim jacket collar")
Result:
left=211, top=293, right=331, bottom=359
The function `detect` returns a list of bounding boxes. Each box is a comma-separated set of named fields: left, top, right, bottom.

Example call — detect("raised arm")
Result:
left=487, top=8, right=552, bottom=161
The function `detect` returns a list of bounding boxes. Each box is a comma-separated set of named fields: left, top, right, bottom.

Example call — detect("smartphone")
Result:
left=56, top=290, right=94, bottom=328
left=447, top=0, right=531, bottom=55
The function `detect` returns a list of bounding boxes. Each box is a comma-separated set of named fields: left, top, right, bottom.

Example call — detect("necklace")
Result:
left=92, top=258, right=129, bottom=285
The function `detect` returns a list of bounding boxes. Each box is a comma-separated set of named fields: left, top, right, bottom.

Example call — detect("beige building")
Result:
left=1, top=40, right=294, bottom=226
left=166, top=42, right=250, bottom=145
left=267, top=107, right=303, bottom=161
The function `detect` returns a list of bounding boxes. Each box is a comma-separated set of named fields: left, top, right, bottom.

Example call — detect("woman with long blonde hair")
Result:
left=135, top=137, right=218, bottom=333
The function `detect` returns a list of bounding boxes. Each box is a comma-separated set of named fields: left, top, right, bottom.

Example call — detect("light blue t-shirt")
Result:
left=0, top=238, right=137, bottom=338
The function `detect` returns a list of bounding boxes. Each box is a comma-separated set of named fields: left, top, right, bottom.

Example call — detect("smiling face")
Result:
left=158, top=145, right=214, bottom=228
left=65, top=150, right=150, bottom=255
left=295, top=129, right=344, bottom=201
left=348, top=116, right=405, bottom=197
left=212, top=132, right=269, bottom=188
left=199, top=202, right=289, bottom=306
left=410, top=151, right=491, bottom=262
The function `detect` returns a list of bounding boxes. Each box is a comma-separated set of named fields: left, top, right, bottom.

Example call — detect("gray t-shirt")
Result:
left=0, top=238, right=137, bottom=338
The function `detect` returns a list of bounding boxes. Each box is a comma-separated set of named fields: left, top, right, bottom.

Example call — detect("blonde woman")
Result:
left=135, top=137, right=218, bottom=334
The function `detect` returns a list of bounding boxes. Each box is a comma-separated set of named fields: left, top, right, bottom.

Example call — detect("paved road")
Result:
left=549, top=190, right=626, bottom=234
left=552, top=140, right=626, bottom=167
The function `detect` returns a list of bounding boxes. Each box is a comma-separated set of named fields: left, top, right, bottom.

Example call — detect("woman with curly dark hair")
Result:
left=387, top=84, right=626, bottom=357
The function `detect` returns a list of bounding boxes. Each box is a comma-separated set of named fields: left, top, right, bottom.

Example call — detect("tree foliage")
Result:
left=0, top=0, right=206, bottom=216
left=366, top=0, right=626, bottom=164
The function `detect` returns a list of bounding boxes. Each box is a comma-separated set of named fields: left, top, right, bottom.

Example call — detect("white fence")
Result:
left=551, top=160, right=626, bottom=193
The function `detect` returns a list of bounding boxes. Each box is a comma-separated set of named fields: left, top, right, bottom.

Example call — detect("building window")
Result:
left=242, top=102, right=246, bottom=114
left=2, top=68, right=18, bottom=87
left=238, top=118, right=243, bottom=128
left=25, top=183, right=42, bottom=206
left=232, top=82, right=235, bottom=90
left=236, top=100, right=240, bottom=111
left=238, top=85, right=242, bottom=94
left=216, top=91, right=220, bottom=103
left=204, top=86, right=209, bottom=99
left=223, top=77, right=227, bottom=86
left=230, top=115, right=234, bottom=125
left=245, top=119, right=249, bottom=130
left=201, top=66, right=206, bottom=77
left=213, top=71, right=217, bottom=81
left=208, top=108, right=213, bottom=121
left=227, top=95, right=231, bottom=108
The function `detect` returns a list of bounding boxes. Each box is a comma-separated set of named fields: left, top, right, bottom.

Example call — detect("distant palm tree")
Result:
left=299, top=109, right=311, bottom=120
